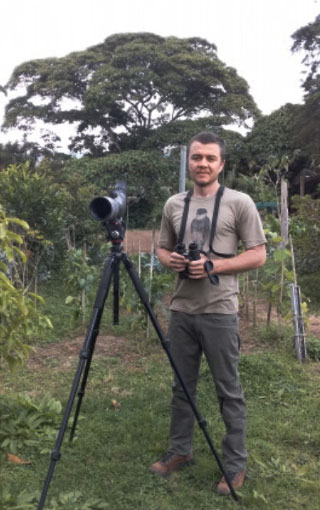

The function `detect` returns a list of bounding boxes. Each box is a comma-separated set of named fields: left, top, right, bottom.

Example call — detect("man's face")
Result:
left=188, top=141, right=225, bottom=188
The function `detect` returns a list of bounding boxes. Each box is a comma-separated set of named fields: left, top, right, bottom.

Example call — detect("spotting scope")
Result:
left=90, top=181, right=126, bottom=222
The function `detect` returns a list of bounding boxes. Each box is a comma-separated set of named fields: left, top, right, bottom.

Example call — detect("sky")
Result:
left=0, top=0, right=319, bottom=148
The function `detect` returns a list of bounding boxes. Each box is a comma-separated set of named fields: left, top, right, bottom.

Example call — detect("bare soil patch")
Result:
left=28, top=335, right=140, bottom=371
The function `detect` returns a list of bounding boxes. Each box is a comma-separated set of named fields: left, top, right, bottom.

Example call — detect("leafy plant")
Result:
left=64, top=247, right=97, bottom=324
left=0, top=394, right=62, bottom=454
left=306, top=334, right=320, bottom=361
left=0, top=488, right=37, bottom=510
left=44, top=491, right=108, bottom=510
left=0, top=489, right=108, bottom=510
left=0, top=163, right=70, bottom=276
left=0, top=204, right=53, bottom=369
left=119, top=253, right=174, bottom=332
left=254, top=456, right=293, bottom=478
left=255, top=323, right=293, bottom=348
left=290, top=194, right=320, bottom=275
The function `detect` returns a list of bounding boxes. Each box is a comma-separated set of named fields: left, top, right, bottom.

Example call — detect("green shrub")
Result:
left=306, top=334, right=320, bottom=361
left=0, top=394, right=62, bottom=454
left=0, top=204, right=52, bottom=369
left=255, top=323, right=293, bottom=347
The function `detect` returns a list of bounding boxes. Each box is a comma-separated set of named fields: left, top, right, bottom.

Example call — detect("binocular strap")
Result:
left=177, top=186, right=234, bottom=259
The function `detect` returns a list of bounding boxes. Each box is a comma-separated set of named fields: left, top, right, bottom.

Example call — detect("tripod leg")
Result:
left=121, top=253, right=239, bottom=503
left=70, top=254, right=118, bottom=439
left=113, top=252, right=120, bottom=325
left=38, top=255, right=115, bottom=510
left=68, top=309, right=102, bottom=442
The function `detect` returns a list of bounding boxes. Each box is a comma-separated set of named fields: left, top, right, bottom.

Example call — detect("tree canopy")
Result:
left=291, top=14, right=320, bottom=84
left=245, top=104, right=302, bottom=166
left=291, top=15, right=320, bottom=162
left=3, top=33, right=259, bottom=155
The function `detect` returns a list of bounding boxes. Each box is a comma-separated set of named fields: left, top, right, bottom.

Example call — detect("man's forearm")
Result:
left=210, top=244, right=266, bottom=275
left=187, top=244, right=266, bottom=279
left=156, top=247, right=173, bottom=269
left=158, top=244, right=266, bottom=279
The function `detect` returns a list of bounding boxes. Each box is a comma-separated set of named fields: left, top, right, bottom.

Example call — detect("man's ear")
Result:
left=218, top=160, right=225, bottom=174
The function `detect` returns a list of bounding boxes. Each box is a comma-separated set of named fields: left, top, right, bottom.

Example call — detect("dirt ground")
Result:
left=28, top=334, right=138, bottom=371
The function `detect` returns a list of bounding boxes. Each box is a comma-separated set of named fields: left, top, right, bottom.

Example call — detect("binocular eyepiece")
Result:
left=175, top=242, right=201, bottom=261
left=90, top=181, right=126, bottom=222
left=175, top=242, right=201, bottom=279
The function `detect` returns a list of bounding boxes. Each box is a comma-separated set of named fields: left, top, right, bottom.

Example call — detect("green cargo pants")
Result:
left=168, top=311, right=247, bottom=472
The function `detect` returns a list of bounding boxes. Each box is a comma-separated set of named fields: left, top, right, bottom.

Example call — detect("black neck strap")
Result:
left=178, top=185, right=234, bottom=258
left=208, top=185, right=225, bottom=253
left=177, top=190, right=192, bottom=245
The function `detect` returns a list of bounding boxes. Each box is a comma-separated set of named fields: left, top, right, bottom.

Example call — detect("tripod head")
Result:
left=104, top=218, right=126, bottom=244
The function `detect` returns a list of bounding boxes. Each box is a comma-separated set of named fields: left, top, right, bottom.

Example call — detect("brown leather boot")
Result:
left=216, top=469, right=246, bottom=495
left=150, top=451, right=194, bottom=476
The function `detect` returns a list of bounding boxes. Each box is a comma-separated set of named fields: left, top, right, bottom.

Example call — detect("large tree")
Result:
left=291, top=14, right=320, bottom=163
left=2, top=33, right=259, bottom=155
left=245, top=104, right=299, bottom=167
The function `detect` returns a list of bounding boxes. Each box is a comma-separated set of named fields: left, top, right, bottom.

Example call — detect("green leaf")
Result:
left=12, top=245, right=27, bottom=262
left=0, top=223, right=6, bottom=239
left=4, top=245, right=14, bottom=262
left=28, top=292, right=45, bottom=304
left=5, top=230, right=24, bottom=244
left=273, top=249, right=291, bottom=262
left=6, top=217, right=29, bottom=230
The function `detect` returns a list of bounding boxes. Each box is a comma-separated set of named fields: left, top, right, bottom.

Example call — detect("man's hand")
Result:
left=169, top=251, right=189, bottom=273
left=187, top=253, right=208, bottom=279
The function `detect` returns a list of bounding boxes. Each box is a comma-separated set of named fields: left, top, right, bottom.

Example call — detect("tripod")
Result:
left=38, top=220, right=239, bottom=509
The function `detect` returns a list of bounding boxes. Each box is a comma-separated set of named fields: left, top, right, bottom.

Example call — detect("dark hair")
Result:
left=188, top=131, right=226, bottom=161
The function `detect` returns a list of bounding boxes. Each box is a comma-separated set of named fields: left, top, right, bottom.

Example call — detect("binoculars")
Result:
left=175, top=242, right=201, bottom=279
left=175, top=242, right=219, bottom=285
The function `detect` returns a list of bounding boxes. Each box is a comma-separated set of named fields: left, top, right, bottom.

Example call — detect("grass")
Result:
left=2, top=273, right=320, bottom=509
left=2, top=323, right=320, bottom=509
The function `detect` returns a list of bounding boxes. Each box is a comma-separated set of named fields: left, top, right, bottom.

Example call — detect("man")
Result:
left=150, top=131, right=266, bottom=495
